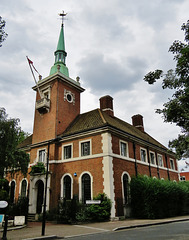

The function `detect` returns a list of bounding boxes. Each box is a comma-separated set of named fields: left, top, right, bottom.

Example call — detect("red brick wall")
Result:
left=49, top=158, right=104, bottom=209
left=6, top=171, right=30, bottom=201
left=32, top=81, right=58, bottom=144
left=56, top=80, right=81, bottom=136
left=113, top=158, right=136, bottom=216
left=32, top=78, right=81, bottom=144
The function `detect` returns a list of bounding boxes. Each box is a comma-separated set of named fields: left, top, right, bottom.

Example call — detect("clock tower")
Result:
left=32, top=17, right=85, bottom=144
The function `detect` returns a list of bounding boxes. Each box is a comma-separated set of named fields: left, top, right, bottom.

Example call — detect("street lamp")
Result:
left=41, top=137, right=61, bottom=236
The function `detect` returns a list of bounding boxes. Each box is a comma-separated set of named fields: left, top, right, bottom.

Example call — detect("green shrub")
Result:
left=57, top=196, right=79, bottom=223
left=130, top=176, right=189, bottom=219
left=8, top=196, right=29, bottom=217
left=57, top=193, right=111, bottom=223
left=30, top=162, right=46, bottom=174
left=76, top=193, right=111, bottom=222
left=88, top=193, right=111, bottom=222
left=0, top=178, right=9, bottom=202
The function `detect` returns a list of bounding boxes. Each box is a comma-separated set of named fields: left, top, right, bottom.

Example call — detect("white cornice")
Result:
left=32, top=72, right=85, bottom=93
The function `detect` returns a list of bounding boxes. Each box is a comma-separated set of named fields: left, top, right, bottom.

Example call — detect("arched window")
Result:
left=82, top=173, right=91, bottom=203
left=63, top=175, right=71, bottom=200
left=10, top=181, right=16, bottom=203
left=21, top=179, right=27, bottom=197
left=122, top=173, right=129, bottom=205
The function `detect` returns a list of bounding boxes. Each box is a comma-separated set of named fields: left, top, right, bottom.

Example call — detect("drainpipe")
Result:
left=147, top=147, right=151, bottom=177
left=165, top=154, right=170, bottom=180
left=133, top=142, right=138, bottom=177
left=155, top=152, right=160, bottom=179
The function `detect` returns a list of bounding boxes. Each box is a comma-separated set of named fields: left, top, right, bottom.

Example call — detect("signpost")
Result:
left=0, top=201, right=8, bottom=240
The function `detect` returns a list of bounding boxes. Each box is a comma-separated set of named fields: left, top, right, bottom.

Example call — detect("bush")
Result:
left=30, top=162, right=46, bottom=174
left=8, top=196, right=29, bottom=217
left=0, top=178, right=9, bottom=202
left=130, top=176, right=189, bottom=219
left=57, top=193, right=111, bottom=223
left=57, top=196, right=79, bottom=223
left=76, top=193, right=111, bottom=222
left=87, top=193, right=112, bottom=222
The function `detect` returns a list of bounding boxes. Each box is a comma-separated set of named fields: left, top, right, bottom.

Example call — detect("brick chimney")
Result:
left=132, top=114, right=144, bottom=132
left=99, top=95, right=114, bottom=117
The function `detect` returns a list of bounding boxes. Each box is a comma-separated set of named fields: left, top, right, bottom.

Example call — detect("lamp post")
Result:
left=41, top=141, right=50, bottom=236
left=41, top=137, right=61, bottom=236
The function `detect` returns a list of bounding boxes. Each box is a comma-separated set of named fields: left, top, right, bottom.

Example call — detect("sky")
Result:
left=0, top=0, right=188, bottom=171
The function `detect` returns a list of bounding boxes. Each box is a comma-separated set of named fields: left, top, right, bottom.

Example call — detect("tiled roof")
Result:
left=62, top=109, right=167, bottom=150
left=62, top=109, right=106, bottom=135
left=18, top=109, right=167, bottom=151
left=18, top=134, right=32, bottom=149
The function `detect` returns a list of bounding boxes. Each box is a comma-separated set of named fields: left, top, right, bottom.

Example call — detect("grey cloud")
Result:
left=117, top=0, right=184, bottom=29
left=78, top=53, right=147, bottom=94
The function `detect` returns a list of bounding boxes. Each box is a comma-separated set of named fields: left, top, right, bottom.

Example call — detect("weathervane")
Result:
left=59, top=10, right=67, bottom=25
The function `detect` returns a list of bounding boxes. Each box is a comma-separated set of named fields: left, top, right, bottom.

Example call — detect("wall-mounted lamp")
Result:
left=74, top=172, right=77, bottom=177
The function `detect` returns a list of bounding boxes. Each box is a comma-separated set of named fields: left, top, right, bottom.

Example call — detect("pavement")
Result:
left=1, top=215, right=189, bottom=240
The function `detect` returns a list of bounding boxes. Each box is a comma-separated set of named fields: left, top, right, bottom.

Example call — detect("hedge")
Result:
left=130, top=176, right=189, bottom=219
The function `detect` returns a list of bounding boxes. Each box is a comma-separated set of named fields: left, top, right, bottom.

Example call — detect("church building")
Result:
left=8, top=18, right=179, bottom=218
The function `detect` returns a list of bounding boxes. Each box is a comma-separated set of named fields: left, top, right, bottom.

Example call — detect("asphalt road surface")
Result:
left=64, top=221, right=189, bottom=240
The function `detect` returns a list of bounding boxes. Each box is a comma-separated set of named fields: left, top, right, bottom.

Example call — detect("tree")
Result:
left=0, top=108, right=29, bottom=178
left=144, top=20, right=189, bottom=160
left=0, top=16, right=8, bottom=47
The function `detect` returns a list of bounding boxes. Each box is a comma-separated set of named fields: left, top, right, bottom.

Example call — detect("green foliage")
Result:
left=0, top=178, right=9, bottom=203
left=87, top=193, right=112, bottom=222
left=30, top=162, right=46, bottom=175
left=0, top=16, right=8, bottom=47
left=130, top=176, right=189, bottom=219
left=56, top=193, right=111, bottom=223
left=57, top=196, right=79, bottom=223
left=8, top=197, right=29, bottom=217
left=143, top=20, right=189, bottom=159
left=144, top=70, right=163, bottom=84
left=0, top=108, right=30, bottom=178
left=76, top=193, right=111, bottom=222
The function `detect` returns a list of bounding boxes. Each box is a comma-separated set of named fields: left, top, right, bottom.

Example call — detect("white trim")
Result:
left=42, top=86, right=51, bottom=100
left=157, top=154, right=164, bottom=167
left=119, top=140, right=129, bottom=157
left=19, top=178, right=28, bottom=197
left=62, top=143, right=73, bottom=160
left=29, top=174, right=51, bottom=214
left=170, top=158, right=175, bottom=170
left=140, top=147, right=147, bottom=163
left=60, top=173, right=73, bottom=199
left=102, top=132, right=115, bottom=218
left=79, top=139, right=92, bottom=157
left=9, top=179, right=16, bottom=202
left=149, top=151, right=156, bottom=166
left=37, top=148, right=47, bottom=164
left=121, top=172, right=131, bottom=205
left=79, top=171, right=93, bottom=202
left=102, top=108, right=113, bottom=112
left=49, top=152, right=179, bottom=174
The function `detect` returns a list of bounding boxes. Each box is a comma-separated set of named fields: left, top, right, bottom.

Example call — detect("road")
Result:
left=64, top=221, right=189, bottom=240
